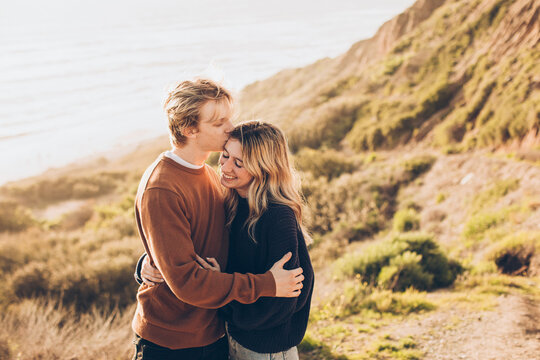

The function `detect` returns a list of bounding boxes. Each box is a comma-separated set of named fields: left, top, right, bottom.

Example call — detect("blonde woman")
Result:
left=140, top=121, right=314, bottom=360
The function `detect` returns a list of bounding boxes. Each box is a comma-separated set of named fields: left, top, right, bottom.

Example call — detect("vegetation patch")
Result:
left=1, top=171, right=128, bottom=207
left=317, top=281, right=435, bottom=321
left=360, top=335, right=423, bottom=360
left=486, top=232, right=539, bottom=275
left=295, top=148, right=357, bottom=179
left=469, top=179, right=520, bottom=215
left=298, top=333, right=349, bottom=360
left=392, top=209, right=420, bottom=232
left=334, top=233, right=462, bottom=291
left=0, top=201, right=35, bottom=232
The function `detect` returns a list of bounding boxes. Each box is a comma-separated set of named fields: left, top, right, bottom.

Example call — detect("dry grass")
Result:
left=0, top=300, right=135, bottom=360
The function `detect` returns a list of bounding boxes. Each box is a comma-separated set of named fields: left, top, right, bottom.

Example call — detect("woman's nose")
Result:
left=221, top=158, right=233, bottom=172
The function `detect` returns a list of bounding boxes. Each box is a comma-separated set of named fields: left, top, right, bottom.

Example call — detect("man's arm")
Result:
left=138, top=188, right=302, bottom=309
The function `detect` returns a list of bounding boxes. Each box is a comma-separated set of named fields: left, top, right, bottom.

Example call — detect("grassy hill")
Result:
left=238, top=0, right=539, bottom=154
left=0, top=0, right=539, bottom=359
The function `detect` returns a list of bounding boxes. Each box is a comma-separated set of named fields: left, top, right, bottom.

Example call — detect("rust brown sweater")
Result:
left=132, top=154, right=276, bottom=349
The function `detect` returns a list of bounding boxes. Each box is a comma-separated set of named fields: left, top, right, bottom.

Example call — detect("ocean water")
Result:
left=0, top=0, right=415, bottom=184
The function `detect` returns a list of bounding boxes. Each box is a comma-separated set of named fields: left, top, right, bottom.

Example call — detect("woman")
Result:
left=141, top=121, right=314, bottom=360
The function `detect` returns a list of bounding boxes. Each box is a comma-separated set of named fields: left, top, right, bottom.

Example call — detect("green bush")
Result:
left=289, top=98, right=365, bottom=151
left=393, top=209, right=420, bottom=232
left=462, top=211, right=506, bottom=240
left=295, top=148, right=356, bottom=179
left=401, top=156, right=436, bottom=180
left=436, top=193, right=447, bottom=204
left=378, top=252, right=433, bottom=291
left=335, top=233, right=462, bottom=291
left=486, top=232, right=538, bottom=275
left=301, top=168, right=398, bottom=236
left=298, top=333, right=348, bottom=360
left=329, top=281, right=435, bottom=318
left=469, top=179, right=519, bottom=214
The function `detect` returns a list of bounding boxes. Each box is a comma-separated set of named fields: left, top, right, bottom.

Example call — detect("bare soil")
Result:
left=390, top=293, right=540, bottom=360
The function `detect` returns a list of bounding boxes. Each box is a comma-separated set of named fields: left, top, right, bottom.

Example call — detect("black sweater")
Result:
left=219, top=196, right=314, bottom=353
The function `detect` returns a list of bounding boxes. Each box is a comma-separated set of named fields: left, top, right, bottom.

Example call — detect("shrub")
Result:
left=436, top=193, right=447, bottom=204
left=401, top=156, right=436, bottom=181
left=59, top=204, right=94, bottom=230
left=3, top=171, right=127, bottom=206
left=378, top=252, right=433, bottom=291
left=335, top=233, right=462, bottom=290
left=334, top=238, right=406, bottom=283
left=329, top=281, right=435, bottom=318
left=295, top=148, right=356, bottom=179
left=0, top=338, right=10, bottom=360
left=289, top=98, right=365, bottom=150
left=361, top=289, right=435, bottom=315
left=10, top=263, right=51, bottom=298
left=393, top=209, right=420, bottom=232
left=486, top=233, right=538, bottom=275
left=0, top=243, right=28, bottom=275
left=462, top=211, right=506, bottom=240
left=326, top=220, right=380, bottom=244
left=0, top=201, right=35, bottom=232
left=383, top=56, right=404, bottom=76
left=301, top=168, right=399, bottom=236
left=469, top=179, right=519, bottom=214
left=298, top=333, right=348, bottom=360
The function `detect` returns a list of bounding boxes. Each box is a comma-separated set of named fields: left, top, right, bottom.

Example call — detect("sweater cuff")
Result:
left=260, top=271, right=277, bottom=297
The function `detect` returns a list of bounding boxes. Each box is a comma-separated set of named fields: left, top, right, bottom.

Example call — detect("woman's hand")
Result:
left=141, top=256, right=164, bottom=286
left=195, top=255, right=221, bottom=272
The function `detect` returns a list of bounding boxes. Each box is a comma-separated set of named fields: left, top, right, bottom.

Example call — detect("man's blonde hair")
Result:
left=164, top=78, right=233, bottom=147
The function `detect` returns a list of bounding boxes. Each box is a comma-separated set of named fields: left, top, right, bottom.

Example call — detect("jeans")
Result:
left=133, top=334, right=228, bottom=360
left=227, top=333, right=299, bottom=360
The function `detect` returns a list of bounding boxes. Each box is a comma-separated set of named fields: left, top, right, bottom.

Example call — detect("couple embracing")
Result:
left=131, top=78, right=314, bottom=360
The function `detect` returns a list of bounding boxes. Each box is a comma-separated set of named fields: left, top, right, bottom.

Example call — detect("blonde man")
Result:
left=132, top=79, right=304, bottom=360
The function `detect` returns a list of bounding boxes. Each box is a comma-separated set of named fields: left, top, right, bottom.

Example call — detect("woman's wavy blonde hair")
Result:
left=222, top=121, right=312, bottom=244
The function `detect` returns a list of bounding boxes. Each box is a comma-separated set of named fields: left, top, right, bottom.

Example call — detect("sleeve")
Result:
left=139, top=188, right=276, bottom=309
left=220, top=206, right=313, bottom=330
left=133, top=253, right=146, bottom=285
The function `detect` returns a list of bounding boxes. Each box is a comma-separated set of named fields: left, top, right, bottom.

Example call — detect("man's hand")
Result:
left=141, top=256, right=164, bottom=286
left=270, top=252, right=304, bottom=297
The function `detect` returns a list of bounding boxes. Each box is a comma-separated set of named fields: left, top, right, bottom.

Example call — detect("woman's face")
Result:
left=219, top=139, right=254, bottom=197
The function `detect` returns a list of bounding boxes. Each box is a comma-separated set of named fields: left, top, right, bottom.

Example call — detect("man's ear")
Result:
left=182, top=127, right=198, bottom=139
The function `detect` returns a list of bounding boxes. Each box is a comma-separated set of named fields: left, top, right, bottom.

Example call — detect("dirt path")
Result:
left=387, top=293, right=540, bottom=360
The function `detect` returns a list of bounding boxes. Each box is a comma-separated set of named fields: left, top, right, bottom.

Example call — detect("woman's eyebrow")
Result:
left=224, top=149, right=243, bottom=162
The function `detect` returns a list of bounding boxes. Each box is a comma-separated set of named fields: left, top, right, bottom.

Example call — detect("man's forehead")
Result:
left=201, top=99, right=232, bottom=123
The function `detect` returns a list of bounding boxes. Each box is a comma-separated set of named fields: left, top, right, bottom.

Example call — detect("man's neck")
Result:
left=172, top=144, right=210, bottom=167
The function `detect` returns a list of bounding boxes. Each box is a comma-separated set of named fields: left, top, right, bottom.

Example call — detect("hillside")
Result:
left=0, top=0, right=539, bottom=359
left=238, top=0, right=539, bottom=153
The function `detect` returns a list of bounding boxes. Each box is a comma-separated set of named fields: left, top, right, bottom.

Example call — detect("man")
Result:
left=132, top=78, right=304, bottom=360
